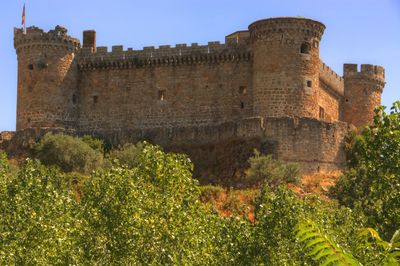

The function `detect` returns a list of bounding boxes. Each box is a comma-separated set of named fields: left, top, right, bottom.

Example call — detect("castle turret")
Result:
left=342, top=64, right=385, bottom=128
left=249, top=17, right=325, bottom=118
left=14, top=26, right=80, bottom=130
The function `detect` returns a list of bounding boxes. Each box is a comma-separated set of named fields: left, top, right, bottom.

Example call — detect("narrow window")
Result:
left=93, top=95, right=98, bottom=104
left=158, top=90, right=166, bottom=101
left=239, top=86, right=247, bottom=95
left=72, top=94, right=77, bottom=104
left=240, top=101, right=245, bottom=109
left=300, top=42, right=311, bottom=54
left=319, top=106, right=325, bottom=119
left=307, top=80, right=312, bottom=87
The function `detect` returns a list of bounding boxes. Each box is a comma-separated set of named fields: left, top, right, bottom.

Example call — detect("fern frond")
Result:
left=358, top=228, right=388, bottom=249
left=295, top=219, right=361, bottom=266
left=385, top=229, right=400, bottom=265
left=357, top=228, right=400, bottom=265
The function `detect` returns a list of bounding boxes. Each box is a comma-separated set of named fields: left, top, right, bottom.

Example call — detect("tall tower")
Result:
left=249, top=17, right=325, bottom=118
left=342, top=64, right=385, bottom=128
left=14, top=26, right=80, bottom=130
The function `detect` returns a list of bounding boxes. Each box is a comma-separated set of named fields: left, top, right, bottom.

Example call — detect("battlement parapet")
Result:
left=249, top=17, right=325, bottom=42
left=14, top=26, right=80, bottom=52
left=343, top=63, right=385, bottom=88
left=319, top=62, right=344, bottom=96
left=77, top=41, right=252, bottom=71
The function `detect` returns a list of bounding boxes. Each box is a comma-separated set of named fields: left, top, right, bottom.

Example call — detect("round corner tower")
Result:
left=249, top=17, right=325, bottom=118
left=342, top=64, right=385, bottom=128
left=14, top=26, right=80, bottom=130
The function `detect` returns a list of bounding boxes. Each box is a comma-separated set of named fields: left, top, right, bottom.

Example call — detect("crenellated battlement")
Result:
left=248, top=17, right=325, bottom=42
left=343, top=64, right=385, bottom=87
left=319, top=62, right=344, bottom=95
left=77, top=41, right=252, bottom=70
left=342, top=63, right=385, bottom=127
left=14, top=26, right=80, bottom=53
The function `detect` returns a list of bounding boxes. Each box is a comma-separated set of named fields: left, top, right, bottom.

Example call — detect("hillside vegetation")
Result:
left=0, top=102, right=399, bottom=265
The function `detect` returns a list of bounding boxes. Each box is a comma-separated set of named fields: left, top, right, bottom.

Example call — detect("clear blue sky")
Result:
left=1, top=0, right=399, bottom=131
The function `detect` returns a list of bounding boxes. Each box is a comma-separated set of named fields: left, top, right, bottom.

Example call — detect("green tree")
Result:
left=331, top=102, right=400, bottom=240
left=245, top=150, right=300, bottom=188
left=108, top=142, right=143, bottom=168
left=251, top=186, right=363, bottom=265
left=0, top=159, right=80, bottom=265
left=81, top=135, right=105, bottom=154
left=75, top=143, right=244, bottom=265
left=34, top=133, right=103, bottom=173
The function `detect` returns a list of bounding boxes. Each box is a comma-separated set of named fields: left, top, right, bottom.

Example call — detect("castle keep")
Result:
left=12, top=17, right=385, bottom=182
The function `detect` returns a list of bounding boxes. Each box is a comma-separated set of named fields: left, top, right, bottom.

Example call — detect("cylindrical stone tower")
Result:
left=14, top=25, right=80, bottom=130
left=249, top=17, right=325, bottom=118
left=342, top=64, right=385, bottom=128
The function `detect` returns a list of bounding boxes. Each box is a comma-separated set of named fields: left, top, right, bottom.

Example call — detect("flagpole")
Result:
left=22, top=3, right=26, bottom=33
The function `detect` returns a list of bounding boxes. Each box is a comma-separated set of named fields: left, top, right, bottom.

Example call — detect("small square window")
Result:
left=300, top=42, right=311, bottom=54
left=158, top=90, right=166, bottom=101
left=319, top=106, right=325, bottom=119
left=307, top=80, right=312, bottom=87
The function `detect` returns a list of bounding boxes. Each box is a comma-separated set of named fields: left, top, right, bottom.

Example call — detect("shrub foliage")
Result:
left=34, top=133, right=103, bottom=173
left=245, top=150, right=300, bottom=188
left=331, top=102, right=400, bottom=240
left=0, top=99, right=400, bottom=265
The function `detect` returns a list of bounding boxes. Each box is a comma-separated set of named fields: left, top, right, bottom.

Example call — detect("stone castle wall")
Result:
left=77, top=42, right=253, bottom=130
left=1, top=117, right=348, bottom=185
left=11, top=17, right=385, bottom=178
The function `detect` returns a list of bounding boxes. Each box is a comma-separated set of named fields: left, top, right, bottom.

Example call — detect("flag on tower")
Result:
left=22, top=4, right=26, bottom=31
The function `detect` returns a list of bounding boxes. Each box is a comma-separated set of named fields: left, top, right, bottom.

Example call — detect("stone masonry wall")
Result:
left=77, top=60, right=253, bottom=131
left=1, top=117, right=347, bottom=186
left=317, top=82, right=341, bottom=121
left=343, top=64, right=385, bottom=128
left=78, top=116, right=348, bottom=183
left=263, top=117, right=347, bottom=173
left=76, top=41, right=252, bottom=130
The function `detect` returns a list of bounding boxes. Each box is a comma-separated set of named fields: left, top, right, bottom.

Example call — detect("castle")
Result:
left=12, top=17, right=385, bottom=184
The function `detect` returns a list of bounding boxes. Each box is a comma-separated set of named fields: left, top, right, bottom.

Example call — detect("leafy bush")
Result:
left=0, top=159, right=79, bottom=264
left=296, top=220, right=400, bottom=265
left=245, top=150, right=300, bottom=188
left=108, top=142, right=143, bottom=168
left=1, top=133, right=399, bottom=264
left=331, top=102, right=400, bottom=240
left=250, top=186, right=363, bottom=265
left=200, top=185, right=225, bottom=203
left=0, top=143, right=253, bottom=264
left=0, top=151, right=9, bottom=176
left=81, top=135, right=105, bottom=154
left=34, top=133, right=103, bottom=173
left=76, top=144, right=224, bottom=265
left=295, top=219, right=360, bottom=265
